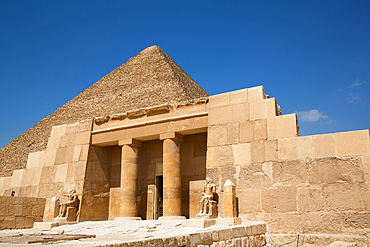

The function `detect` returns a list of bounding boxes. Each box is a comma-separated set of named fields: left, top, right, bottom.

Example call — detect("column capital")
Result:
left=160, top=132, right=183, bottom=141
left=118, top=138, right=142, bottom=147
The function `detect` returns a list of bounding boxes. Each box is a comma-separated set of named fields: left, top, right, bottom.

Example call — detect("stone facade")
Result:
left=0, top=196, right=45, bottom=230
left=0, top=47, right=369, bottom=245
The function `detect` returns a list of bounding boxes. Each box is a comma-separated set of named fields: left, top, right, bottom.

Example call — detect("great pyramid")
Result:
left=0, top=45, right=208, bottom=177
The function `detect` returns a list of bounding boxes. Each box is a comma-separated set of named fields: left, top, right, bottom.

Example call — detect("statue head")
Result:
left=68, top=188, right=76, bottom=194
left=206, top=177, right=211, bottom=183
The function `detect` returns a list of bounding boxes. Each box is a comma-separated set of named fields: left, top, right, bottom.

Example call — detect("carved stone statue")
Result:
left=197, top=177, right=217, bottom=218
left=57, top=189, right=79, bottom=219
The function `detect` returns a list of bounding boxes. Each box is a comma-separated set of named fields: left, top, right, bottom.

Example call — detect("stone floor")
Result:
left=0, top=220, right=364, bottom=246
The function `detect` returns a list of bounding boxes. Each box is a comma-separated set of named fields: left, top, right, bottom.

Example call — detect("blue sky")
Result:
left=0, top=1, right=369, bottom=148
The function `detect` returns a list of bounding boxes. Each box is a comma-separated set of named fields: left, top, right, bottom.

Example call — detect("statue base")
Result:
left=114, top=217, right=142, bottom=221
left=216, top=217, right=242, bottom=226
left=182, top=218, right=217, bottom=228
left=158, top=216, right=186, bottom=221
left=33, top=222, right=60, bottom=231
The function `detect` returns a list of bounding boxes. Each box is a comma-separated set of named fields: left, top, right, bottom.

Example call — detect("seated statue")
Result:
left=197, top=177, right=217, bottom=218
left=57, top=188, right=79, bottom=218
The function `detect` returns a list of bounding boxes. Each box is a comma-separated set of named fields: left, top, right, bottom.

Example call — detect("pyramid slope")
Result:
left=0, top=45, right=208, bottom=177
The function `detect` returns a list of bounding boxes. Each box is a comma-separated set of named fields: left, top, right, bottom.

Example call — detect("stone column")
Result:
left=118, top=139, right=141, bottom=219
left=160, top=133, right=185, bottom=219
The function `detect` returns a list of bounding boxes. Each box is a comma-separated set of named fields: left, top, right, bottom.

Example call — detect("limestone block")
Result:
left=232, top=103, right=250, bottom=122
left=240, top=121, right=254, bottom=143
left=362, top=154, right=370, bottom=183
left=167, top=116, right=208, bottom=134
left=218, top=228, right=233, bottom=241
left=342, top=212, right=370, bottom=229
left=268, top=213, right=301, bottom=234
left=223, top=180, right=237, bottom=218
left=229, top=88, right=248, bottom=105
left=15, top=216, right=25, bottom=229
left=247, top=86, right=265, bottom=102
left=72, top=145, right=82, bottom=162
left=238, top=163, right=271, bottom=189
left=267, top=114, right=299, bottom=140
left=65, top=145, right=75, bottom=164
left=2, top=177, right=12, bottom=191
left=55, top=163, right=69, bottom=183
left=272, top=160, right=308, bottom=186
left=32, top=203, right=45, bottom=217
left=66, top=122, right=79, bottom=135
left=261, top=186, right=297, bottom=213
left=54, top=147, right=67, bottom=165
left=59, top=134, right=76, bottom=148
left=208, top=106, right=233, bottom=126
left=46, top=136, right=61, bottom=150
left=227, top=123, right=239, bottom=144
left=43, top=197, right=60, bottom=222
left=208, top=125, right=228, bottom=147
left=237, top=189, right=261, bottom=214
left=75, top=131, right=91, bottom=145
left=189, top=233, right=201, bottom=245
left=335, top=130, right=370, bottom=156
left=189, top=180, right=205, bottom=218
left=254, top=119, right=267, bottom=141
left=0, top=178, right=4, bottom=191
left=312, top=134, right=336, bottom=158
left=146, top=184, right=155, bottom=220
left=25, top=216, right=35, bottom=228
left=297, top=187, right=324, bottom=212
left=33, top=221, right=59, bottom=230
left=26, top=151, right=43, bottom=169
left=29, top=167, right=42, bottom=186
left=251, top=141, right=265, bottom=164
left=79, top=119, right=93, bottom=132
left=249, top=98, right=277, bottom=120
left=232, top=143, right=252, bottom=166
left=20, top=169, right=33, bottom=186
left=172, top=103, right=206, bottom=117
left=278, top=136, right=313, bottom=161
left=50, top=124, right=67, bottom=137
left=39, top=166, right=56, bottom=184
left=307, top=157, right=365, bottom=184
left=208, top=92, right=231, bottom=109
left=43, top=149, right=57, bottom=166
left=265, top=140, right=278, bottom=162
left=207, top=145, right=235, bottom=168
left=322, top=183, right=363, bottom=211
left=10, top=170, right=24, bottom=188
left=231, top=225, right=247, bottom=238
left=299, top=212, right=342, bottom=233
left=79, top=144, right=90, bottom=161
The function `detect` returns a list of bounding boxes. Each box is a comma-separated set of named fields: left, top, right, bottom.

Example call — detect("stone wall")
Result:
left=206, top=86, right=370, bottom=235
left=0, top=120, right=93, bottom=222
left=0, top=196, right=45, bottom=230
left=99, top=223, right=267, bottom=247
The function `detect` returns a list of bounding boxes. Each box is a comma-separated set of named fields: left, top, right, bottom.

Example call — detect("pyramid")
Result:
left=0, top=45, right=208, bottom=177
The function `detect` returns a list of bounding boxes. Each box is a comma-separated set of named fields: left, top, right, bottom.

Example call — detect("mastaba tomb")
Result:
left=0, top=45, right=370, bottom=244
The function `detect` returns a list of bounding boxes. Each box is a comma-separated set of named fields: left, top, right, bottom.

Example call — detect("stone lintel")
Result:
left=160, top=132, right=183, bottom=141
left=118, top=138, right=142, bottom=147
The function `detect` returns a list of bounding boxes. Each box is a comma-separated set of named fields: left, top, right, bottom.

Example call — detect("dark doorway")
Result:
left=155, top=175, right=163, bottom=219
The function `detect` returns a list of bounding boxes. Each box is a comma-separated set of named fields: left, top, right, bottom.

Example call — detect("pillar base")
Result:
left=114, top=217, right=142, bottom=221
left=158, top=216, right=186, bottom=221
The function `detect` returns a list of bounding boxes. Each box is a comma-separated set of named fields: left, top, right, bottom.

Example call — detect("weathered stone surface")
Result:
left=261, top=186, right=297, bottom=213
